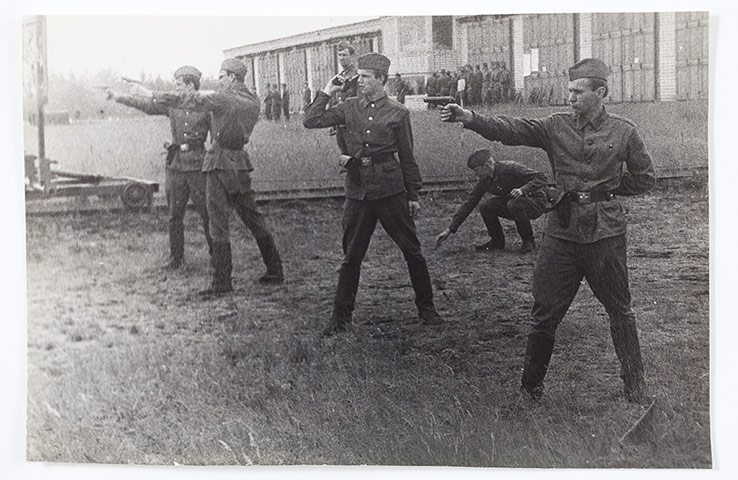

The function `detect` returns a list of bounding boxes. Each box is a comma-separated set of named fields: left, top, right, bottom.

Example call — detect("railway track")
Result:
left=24, top=167, right=706, bottom=216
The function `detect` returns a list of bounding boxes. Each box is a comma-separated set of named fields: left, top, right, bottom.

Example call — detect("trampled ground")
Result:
left=25, top=178, right=710, bottom=467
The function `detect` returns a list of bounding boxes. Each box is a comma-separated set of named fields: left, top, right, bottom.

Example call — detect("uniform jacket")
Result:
left=449, top=161, right=548, bottom=232
left=465, top=107, right=656, bottom=243
left=153, top=82, right=261, bottom=172
left=303, top=91, right=423, bottom=202
left=115, top=94, right=210, bottom=171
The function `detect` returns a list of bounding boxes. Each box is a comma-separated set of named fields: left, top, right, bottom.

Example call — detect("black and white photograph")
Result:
left=5, top=1, right=737, bottom=478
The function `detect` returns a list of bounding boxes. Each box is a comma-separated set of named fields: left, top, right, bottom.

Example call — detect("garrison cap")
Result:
left=568, top=58, right=609, bottom=81
left=173, top=65, right=201, bottom=80
left=336, top=40, right=354, bottom=53
left=357, top=53, right=391, bottom=75
left=220, top=57, right=248, bottom=78
left=467, top=149, right=494, bottom=169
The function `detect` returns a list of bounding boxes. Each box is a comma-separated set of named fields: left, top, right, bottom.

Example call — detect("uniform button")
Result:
left=184, top=122, right=189, bottom=126
left=370, top=103, right=375, bottom=108
left=364, top=143, right=369, bottom=147
left=366, top=130, right=371, bottom=134
left=368, top=116, right=373, bottom=121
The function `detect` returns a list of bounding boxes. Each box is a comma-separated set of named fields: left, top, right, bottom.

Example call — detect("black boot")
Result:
left=198, top=242, right=233, bottom=296
left=161, top=222, right=184, bottom=270
left=610, top=316, right=649, bottom=404
left=322, top=262, right=361, bottom=336
left=407, top=257, right=443, bottom=325
left=520, top=333, right=555, bottom=401
left=255, top=234, right=284, bottom=284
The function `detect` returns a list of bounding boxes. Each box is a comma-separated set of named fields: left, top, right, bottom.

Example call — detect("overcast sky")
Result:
left=45, top=16, right=379, bottom=79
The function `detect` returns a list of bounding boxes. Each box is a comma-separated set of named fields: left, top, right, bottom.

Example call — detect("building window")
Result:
left=432, top=16, right=453, bottom=49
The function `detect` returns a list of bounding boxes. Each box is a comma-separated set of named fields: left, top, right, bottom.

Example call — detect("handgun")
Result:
left=422, top=96, right=457, bottom=107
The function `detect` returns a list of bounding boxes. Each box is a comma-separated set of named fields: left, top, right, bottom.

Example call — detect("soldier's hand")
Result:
left=408, top=200, right=421, bottom=218
left=440, top=104, right=472, bottom=124
left=323, top=77, right=343, bottom=96
left=510, top=188, right=524, bottom=198
left=435, top=229, right=452, bottom=248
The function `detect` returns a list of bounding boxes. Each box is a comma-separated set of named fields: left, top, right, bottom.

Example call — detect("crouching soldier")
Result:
left=436, top=149, right=549, bottom=253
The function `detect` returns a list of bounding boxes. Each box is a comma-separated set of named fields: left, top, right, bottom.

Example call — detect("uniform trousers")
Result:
left=164, top=168, right=211, bottom=260
left=333, top=193, right=435, bottom=319
left=478, top=195, right=546, bottom=247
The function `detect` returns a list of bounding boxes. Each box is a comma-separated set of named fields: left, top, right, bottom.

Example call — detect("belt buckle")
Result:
left=180, top=144, right=190, bottom=152
left=360, top=157, right=371, bottom=167
left=575, top=191, right=591, bottom=204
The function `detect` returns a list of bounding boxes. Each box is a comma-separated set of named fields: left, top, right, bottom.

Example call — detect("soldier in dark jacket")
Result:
left=281, top=83, right=290, bottom=120
left=304, top=53, right=443, bottom=336
left=302, top=82, right=312, bottom=112
left=108, top=65, right=213, bottom=270
left=435, top=149, right=549, bottom=253
left=271, top=83, right=282, bottom=121
left=441, top=58, right=656, bottom=404
left=263, top=83, right=273, bottom=120
left=131, top=58, right=284, bottom=295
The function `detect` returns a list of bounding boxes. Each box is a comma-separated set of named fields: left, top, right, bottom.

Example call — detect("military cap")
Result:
left=173, top=65, right=202, bottom=80
left=336, top=40, right=354, bottom=53
left=220, top=57, right=248, bottom=78
left=467, top=149, right=494, bottom=169
left=568, top=58, right=609, bottom=81
left=357, top=53, right=391, bottom=75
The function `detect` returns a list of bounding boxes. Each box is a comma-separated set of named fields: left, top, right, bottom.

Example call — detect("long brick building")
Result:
left=224, top=12, right=707, bottom=107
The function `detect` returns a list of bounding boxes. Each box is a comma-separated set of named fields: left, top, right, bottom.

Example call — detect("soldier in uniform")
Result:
left=304, top=53, right=443, bottom=336
left=435, top=149, right=549, bottom=254
left=271, top=83, right=282, bottom=121
left=130, top=58, right=284, bottom=295
left=440, top=58, right=655, bottom=404
left=281, top=83, right=291, bottom=120
left=108, top=65, right=213, bottom=270
left=394, top=73, right=408, bottom=104
left=328, top=40, right=359, bottom=154
left=263, top=83, right=273, bottom=121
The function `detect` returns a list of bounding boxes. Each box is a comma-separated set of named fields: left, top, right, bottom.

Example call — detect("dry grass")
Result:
left=25, top=178, right=710, bottom=467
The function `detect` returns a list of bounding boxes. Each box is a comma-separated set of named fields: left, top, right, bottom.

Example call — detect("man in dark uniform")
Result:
left=441, top=58, right=655, bottom=404
left=271, top=83, right=282, bottom=121
left=330, top=40, right=359, bottom=154
left=395, top=73, right=408, bottom=104
left=435, top=149, right=549, bottom=253
left=130, top=58, right=284, bottom=294
left=263, top=83, right=273, bottom=121
left=304, top=52, right=443, bottom=336
left=108, top=65, right=213, bottom=270
left=302, top=82, right=312, bottom=112
left=281, top=83, right=290, bottom=120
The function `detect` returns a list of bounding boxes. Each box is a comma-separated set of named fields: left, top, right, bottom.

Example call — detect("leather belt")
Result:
left=358, top=154, right=395, bottom=167
left=567, top=190, right=615, bottom=205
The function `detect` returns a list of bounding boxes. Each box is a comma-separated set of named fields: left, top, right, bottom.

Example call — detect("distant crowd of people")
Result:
left=262, top=83, right=291, bottom=121
left=426, top=61, right=513, bottom=106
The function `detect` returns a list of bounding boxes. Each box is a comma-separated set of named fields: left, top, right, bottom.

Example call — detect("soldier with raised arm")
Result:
left=441, top=58, right=656, bottom=404
left=108, top=66, right=213, bottom=271
left=303, top=53, right=443, bottom=336
left=130, top=58, right=284, bottom=296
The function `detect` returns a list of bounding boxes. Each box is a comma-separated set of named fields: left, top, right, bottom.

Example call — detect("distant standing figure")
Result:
left=263, top=83, right=273, bottom=120
left=302, top=82, right=312, bottom=112
left=395, top=73, right=408, bottom=104
left=271, top=84, right=282, bottom=121
left=281, top=83, right=290, bottom=120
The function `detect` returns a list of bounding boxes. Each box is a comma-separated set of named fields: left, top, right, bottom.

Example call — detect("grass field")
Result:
left=23, top=100, right=708, bottom=192
left=24, top=98, right=711, bottom=468
left=25, top=178, right=709, bottom=467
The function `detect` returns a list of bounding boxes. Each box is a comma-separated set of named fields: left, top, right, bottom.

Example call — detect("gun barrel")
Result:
left=423, top=96, right=456, bottom=105
left=121, top=76, right=143, bottom=85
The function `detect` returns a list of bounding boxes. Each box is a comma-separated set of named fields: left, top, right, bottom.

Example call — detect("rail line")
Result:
left=25, top=167, right=706, bottom=216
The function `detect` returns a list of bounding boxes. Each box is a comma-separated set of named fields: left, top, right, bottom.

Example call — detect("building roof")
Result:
left=223, top=17, right=383, bottom=58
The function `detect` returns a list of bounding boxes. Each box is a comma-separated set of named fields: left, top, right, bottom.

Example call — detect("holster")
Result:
left=165, top=143, right=180, bottom=166
left=343, top=156, right=361, bottom=186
